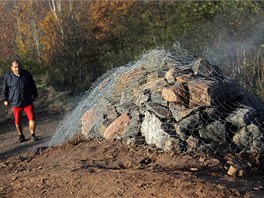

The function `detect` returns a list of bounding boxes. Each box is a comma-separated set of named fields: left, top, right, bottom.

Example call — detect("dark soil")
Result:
left=0, top=90, right=264, bottom=198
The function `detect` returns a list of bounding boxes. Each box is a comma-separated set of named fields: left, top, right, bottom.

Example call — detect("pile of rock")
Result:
left=81, top=50, right=264, bottom=154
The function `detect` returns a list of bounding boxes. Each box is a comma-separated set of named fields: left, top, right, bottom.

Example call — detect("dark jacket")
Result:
left=2, top=69, right=38, bottom=107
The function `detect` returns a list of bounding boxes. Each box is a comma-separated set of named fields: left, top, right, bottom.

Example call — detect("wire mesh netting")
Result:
left=49, top=49, right=264, bottom=171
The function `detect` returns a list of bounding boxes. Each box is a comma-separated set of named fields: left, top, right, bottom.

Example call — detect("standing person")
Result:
left=2, top=59, right=38, bottom=143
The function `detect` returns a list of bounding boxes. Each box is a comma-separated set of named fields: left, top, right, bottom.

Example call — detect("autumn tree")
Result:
left=40, top=0, right=96, bottom=89
left=1, top=0, right=264, bottom=99
left=0, top=1, right=16, bottom=59
left=13, top=0, right=48, bottom=62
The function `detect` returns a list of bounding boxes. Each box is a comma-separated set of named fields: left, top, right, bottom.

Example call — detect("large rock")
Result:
left=233, top=123, right=264, bottom=153
left=175, top=74, right=192, bottom=83
left=145, top=102, right=172, bottom=119
left=169, top=103, right=193, bottom=122
left=174, top=111, right=202, bottom=141
left=141, top=111, right=173, bottom=149
left=199, top=121, right=226, bottom=143
left=151, top=91, right=168, bottom=106
left=161, top=83, right=188, bottom=104
left=188, top=80, right=215, bottom=108
left=81, top=108, right=97, bottom=136
left=226, top=107, right=257, bottom=127
left=123, top=109, right=141, bottom=138
left=104, top=112, right=131, bottom=139
left=165, top=67, right=176, bottom=84
left=192, top=58, right=224, bottom=80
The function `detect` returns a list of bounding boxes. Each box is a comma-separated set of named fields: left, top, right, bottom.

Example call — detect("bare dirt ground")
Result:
left=1, top=90, right=264, bottom=198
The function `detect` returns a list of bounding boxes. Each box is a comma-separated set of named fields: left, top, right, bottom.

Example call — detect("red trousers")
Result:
left=13, top=104, right=35, bottom=124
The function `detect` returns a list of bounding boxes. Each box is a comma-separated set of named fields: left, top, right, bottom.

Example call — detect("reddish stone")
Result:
left=176, top=74, right=192, bottom=83
left=81, top=109, right=97, bottom=136
left=188, top=80, right=214, bottom=108
left=161, top=84, right=187, bottom=103
left=104, top=113, right=131, bottom=139
left=113, top=68, right=148, bottom=101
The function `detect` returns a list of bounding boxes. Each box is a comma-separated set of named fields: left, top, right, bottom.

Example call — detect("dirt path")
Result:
left=0, top=115, right=60, bottom=160
left=1, top=136, right=264, bottom=198
left=0, top=92, right=264, bottom=197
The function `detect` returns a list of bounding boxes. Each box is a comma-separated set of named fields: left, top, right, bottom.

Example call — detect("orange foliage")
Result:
left=39, top=11, right=62, bottom=63
left=89, top=0, right=135, bottom=40
left=0, top=2, right=16, bottom=58
left=12, top=0, right=48, bottom=61
left=39, top=1, right=90, bottom=63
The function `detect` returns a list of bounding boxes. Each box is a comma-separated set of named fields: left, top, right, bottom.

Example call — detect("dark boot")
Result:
left=31, top=134, right=38, bottom=142
left=18, top=134, right=25, bottom=143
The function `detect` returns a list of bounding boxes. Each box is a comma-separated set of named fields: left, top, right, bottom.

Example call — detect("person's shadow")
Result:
left=0, top=135, right=51, bottom=160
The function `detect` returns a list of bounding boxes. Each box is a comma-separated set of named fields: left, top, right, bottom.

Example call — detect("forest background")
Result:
left=1, top=0, right=264, bottom=100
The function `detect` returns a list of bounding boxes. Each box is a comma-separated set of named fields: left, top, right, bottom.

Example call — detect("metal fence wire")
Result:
left=50, top=49, right=264, bottom=170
